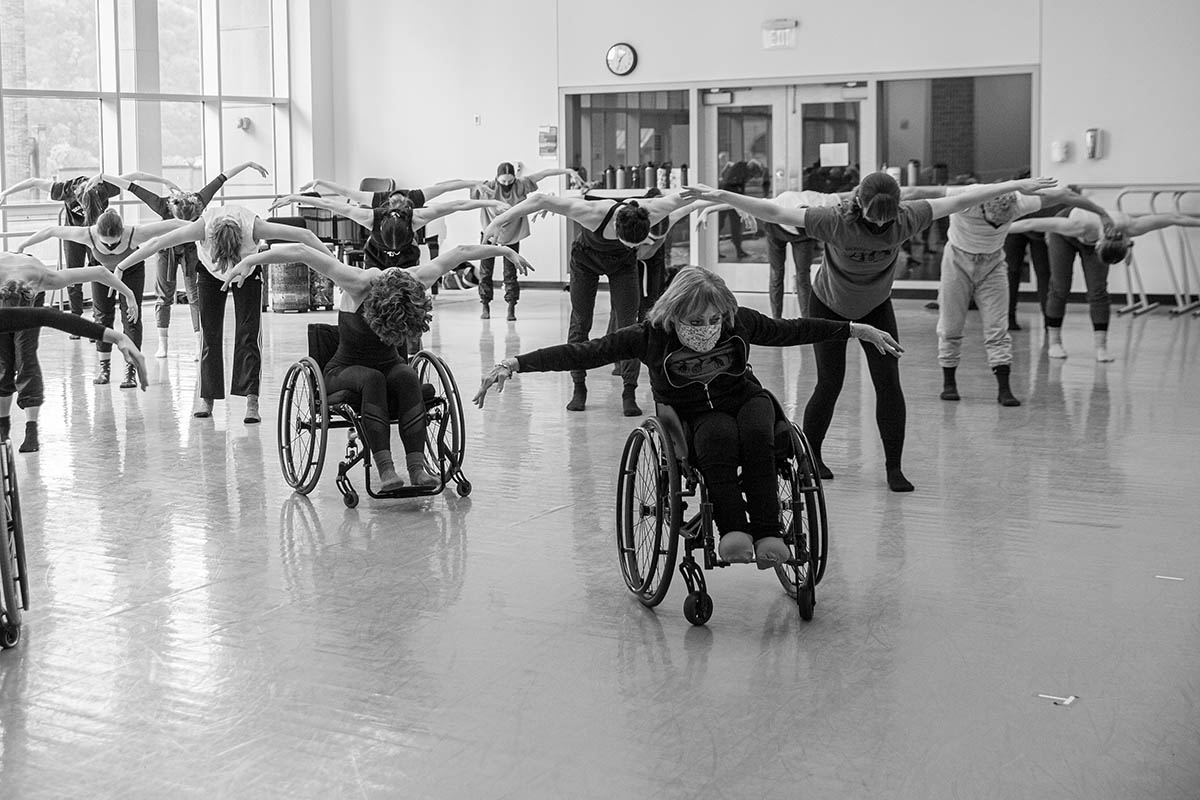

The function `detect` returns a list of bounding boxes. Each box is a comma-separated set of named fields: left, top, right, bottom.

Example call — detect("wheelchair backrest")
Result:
left=307, top=324, right=341, bottom=371
left=654, top=404, right=691, bottom=463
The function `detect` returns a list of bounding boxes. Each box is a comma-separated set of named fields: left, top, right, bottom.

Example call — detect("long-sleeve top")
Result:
left=0, top=307, right=110, bottom=339
left=516, top=307, right=851, bottom=416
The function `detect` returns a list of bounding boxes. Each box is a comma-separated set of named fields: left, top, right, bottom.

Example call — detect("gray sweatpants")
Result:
left=937, top=245, right=1012, bottom=368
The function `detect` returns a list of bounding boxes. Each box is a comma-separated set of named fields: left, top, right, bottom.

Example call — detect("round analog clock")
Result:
left=606, top=42, right=637, bottom=76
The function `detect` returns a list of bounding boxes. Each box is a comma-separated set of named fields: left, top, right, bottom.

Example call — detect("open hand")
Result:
left=681, top=184, right=721, bottom=202
left=852, top=323, right=904, bottom=358
left=472, top=364, right=515, bottom=408
left=115, top=336, right=149, bottom=390
left=505, top=252, right=535, bottom=276
left=220, top=262, right=256, bottom=291
left=269, top=195, right=298, bottom=212
left=1015, top=177, right=1057, bottom=195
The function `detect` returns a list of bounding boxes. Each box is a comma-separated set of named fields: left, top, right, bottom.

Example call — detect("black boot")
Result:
left=480, top=302, right=490, bottom=320
left=506, top=302, right=517, bottom=322
left=621, top=385, right=642, bottom=417
left=0, top=416, right=10, bottom=441
left=1008, top=314, right=1022, bottom=331
left=994, top=364, right=1021, bottom=407
left=94, top=359, right=111, bottom=385
left=119, top=362, right=138, bottom=389
left=18, top=421, right=38, bottom=453
left=566, top=380, right=587, bottom=412
left=940, top=366, right=960, bottom=401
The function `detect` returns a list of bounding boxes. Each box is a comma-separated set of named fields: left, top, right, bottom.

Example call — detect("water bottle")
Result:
left=644, top=163, right=656, bottom=190
left=604, top=165, right=616, bottom=190
left=906, top=159, right=921, bottom=188
left=616, top=165, right=627, bottom=189
left=680, top=163, right=689, bottom=186
left=656, top=166, right=668, bottom=190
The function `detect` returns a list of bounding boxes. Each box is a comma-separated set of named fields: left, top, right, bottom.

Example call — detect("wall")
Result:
left=323, top=0, right=1200, bottom=295
left=328, top=0, right=563, bottom=276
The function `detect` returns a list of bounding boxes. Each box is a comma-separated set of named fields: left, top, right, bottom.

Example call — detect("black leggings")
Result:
left=690, top=392, right=778, bottom=539
left=92, top=262, right=144, bottom=353
left=803, top=294, right=906, bottom=471
left=1003, top=232, right=1050, bottom=319
left=324, top=362, right=425, bottom=456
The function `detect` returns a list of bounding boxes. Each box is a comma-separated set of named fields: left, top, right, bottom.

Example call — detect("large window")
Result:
left=0, top=0, right=290, bottom=253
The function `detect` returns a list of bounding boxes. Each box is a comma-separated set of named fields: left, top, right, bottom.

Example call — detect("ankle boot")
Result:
left=566, top=380, right=587, bottom=412
left=119, top=362, right=138, bottom=389
left=940, top=366, right=960, bottom=401
left=18, top=421, right=38, bottom=453
left=506, top=302, right=517, bottom=321
left=94, top=359, right=111, bottom=385
left=993, top=364, right=1021, bottom=406
left=621, top=385, right=642, bottom=417
left=480, top=302, right=491, bottom=320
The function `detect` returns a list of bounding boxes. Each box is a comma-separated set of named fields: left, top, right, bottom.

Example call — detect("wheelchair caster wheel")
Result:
left=343, top=491, right=359, bottom=509
left=0, top=620, right=19, bottom=649
left=456, top=479, right=472, bottom=497
left=683, top=592, right=713, bottom=626
left=797, top=584, right=815, bottom=621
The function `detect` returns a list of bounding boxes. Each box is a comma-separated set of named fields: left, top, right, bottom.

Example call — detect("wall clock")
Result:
left=606, top=42, right=637, bottom=76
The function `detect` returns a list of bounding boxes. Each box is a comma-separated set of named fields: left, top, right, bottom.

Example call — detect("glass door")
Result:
left=701, top=85, right=862, bottom=293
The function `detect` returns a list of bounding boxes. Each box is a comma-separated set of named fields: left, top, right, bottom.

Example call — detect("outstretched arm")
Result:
left=112, top=219, right=202, bottom=273
left=0, top=178, right=55, bottom=204
left=297, top=178, right=372, bottom=205
left=409, top=244, right=533, bottom=288
left=40, top=266, right=137, bottom=308
left=269, top=194, right=372, bottom=228
left=220, top=243, right=369, bottom=292
left=901, top=186, right=949, bottom=200
left=1008, top=216, right=1090, bottom=238
left=220, top=161, right=269, bottom=182
left=483, top=193, right=604, bottom=242
left=926, top=177, right=1057, bottom=220
left=415, top=198, right=508, bottom=226
left=118, top=171, right=181, bottom=191
left=1035, top=188, right=1113, bottom=228
left=418, top=179, right=486, bottom=202
left=253, top=218, right=326, bottom=251
left=16, top=225, right=89, bottom=252
left=681, top=184, right=809, bottom=228
left=524, top=167, right=584, bottom=188
left=1124, top=213, right=1200, bottom=237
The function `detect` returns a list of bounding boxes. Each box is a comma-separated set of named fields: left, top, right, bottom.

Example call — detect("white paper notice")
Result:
left=819, top=142, right=850, bottom=167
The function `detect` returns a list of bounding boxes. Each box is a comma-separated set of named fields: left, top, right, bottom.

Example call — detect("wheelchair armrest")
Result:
left=653, top=404, right=690, bottom=462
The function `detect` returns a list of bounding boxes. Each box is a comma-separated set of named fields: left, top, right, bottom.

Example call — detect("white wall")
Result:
left=322, top=0, right=1200, bottom=295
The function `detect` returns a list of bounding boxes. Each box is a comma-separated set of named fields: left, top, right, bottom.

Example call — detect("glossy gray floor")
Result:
left=2, top=288, right=1198, bottom=799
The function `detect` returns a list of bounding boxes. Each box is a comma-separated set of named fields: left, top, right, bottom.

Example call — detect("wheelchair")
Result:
left=276, top=324, right=470, bottom=507
left=1, top=440, right=28, bottom=649
left=615, top=392, right=828, bottom=626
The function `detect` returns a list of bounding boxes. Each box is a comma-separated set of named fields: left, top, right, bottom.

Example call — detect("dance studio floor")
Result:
left=2, top=288, right=1198, bottom=798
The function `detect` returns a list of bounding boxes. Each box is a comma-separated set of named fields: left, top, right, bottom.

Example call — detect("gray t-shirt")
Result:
left=472, top=177, right=539, bottom=245
left=805, top=201, right=934, bottom=319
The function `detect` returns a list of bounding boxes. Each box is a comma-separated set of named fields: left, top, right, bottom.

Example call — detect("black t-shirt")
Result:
left=50, top=177, right=121, bottom=226
left=370, top=188, right=428, bottom=246
left=127, top=174, right=228, bottom=220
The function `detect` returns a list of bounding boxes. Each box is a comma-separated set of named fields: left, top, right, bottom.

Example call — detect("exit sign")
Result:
left=762, top=19, right=798, bottom=49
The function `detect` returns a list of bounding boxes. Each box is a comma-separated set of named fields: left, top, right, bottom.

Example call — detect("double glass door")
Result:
left=701, top=85, right=862, bottom=292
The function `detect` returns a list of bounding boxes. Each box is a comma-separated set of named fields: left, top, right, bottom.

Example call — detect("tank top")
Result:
left=574, top=200, right=635, bottom=258
left=324, top=307, right=405, bottom=372
left=364, top=207, right=421, bottom=269
left=87, top=227, right=138, bottom=269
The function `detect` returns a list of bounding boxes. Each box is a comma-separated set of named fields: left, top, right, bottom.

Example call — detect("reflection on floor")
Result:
left=1, top=289, right=1198, bottom=798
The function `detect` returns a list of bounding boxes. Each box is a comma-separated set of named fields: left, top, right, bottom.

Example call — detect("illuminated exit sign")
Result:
left=762, top=18, right=799, bottom=49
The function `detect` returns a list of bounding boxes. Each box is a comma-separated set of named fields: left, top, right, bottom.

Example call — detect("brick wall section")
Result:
left=930, top=77, right=975, bottom=179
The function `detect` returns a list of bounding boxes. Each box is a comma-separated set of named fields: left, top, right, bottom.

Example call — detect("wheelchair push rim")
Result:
left=411, top=350, right=467, bottom=485
left=615, top=418, right=680, bottom=608
left=3, top=439, right=27, bottom=611
left=1, top=442, right=21, bottom=640
left=277, top=357, right=328, bottom=494
left=774, top=423, right=823, bottom=620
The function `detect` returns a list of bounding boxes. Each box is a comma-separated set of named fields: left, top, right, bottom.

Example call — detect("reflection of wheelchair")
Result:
left=277, top=324, right=470, bottom=507
left=616, top=393, right=828, bottom=626
left=1, top=441, right=28, bottom=649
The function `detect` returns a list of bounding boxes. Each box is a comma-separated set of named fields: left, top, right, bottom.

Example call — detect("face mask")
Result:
left=677, top=322, right=722, bottom=352
left=497, top=179, right=516, bottom=191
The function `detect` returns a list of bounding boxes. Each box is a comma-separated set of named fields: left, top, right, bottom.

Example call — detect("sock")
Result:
left=566, top=380, right=587, bottom=412
left=886, top=466, right=914, bottom=493
left=1047, top=327, right=1067, bottom=359
left=0, top=416, right=10, bottom=441
left=156, top=329, right=169, bottom=358
left=406, top=451, right=437, bottom=486
left=621, top=385, right=642, bottom=417
left=376, top=450, right=403, bottom=488
left=18, top=420, right=38, bottom=453
left=940, top=366, right=960, bottom=401
left=1093, top=330, right=1114, bottom=363
left=993, top=364, right=1021, bottom=406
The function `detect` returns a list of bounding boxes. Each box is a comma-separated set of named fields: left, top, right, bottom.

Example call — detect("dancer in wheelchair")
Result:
left=221, top=241, right=531, bottom=492
left=473, top=266, right=900, bottom=568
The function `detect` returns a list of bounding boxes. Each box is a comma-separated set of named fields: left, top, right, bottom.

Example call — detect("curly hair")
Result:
left=614, top=201, right=651, bottom=244
left=645, top=266, right=737, bottom=334
left=982, top=192, right=1019, bottom=225
left=0, top=279, right=35, bottom=308
left=361, top=268, right=432, bottom=348
left=208, top=216, right=245, bottom=271
left=95, top=208, right=124, bottom=238
left=168, top=191, right=204, bottom=221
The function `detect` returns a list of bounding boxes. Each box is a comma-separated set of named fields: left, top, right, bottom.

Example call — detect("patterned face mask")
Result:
left=677, top=322, right=722, bottom=353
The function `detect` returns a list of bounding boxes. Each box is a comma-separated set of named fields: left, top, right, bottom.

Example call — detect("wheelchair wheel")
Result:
left=0, top=451, right=21, bottom=645
left=616, top=418, right=681, bottom=608
left=2, top=440, right=27, bottom=611
left=775, top=423, right=822, bottom=620
left=411, top=351, right=466, bottom=480
left=277, top=357, right=328, bottom=494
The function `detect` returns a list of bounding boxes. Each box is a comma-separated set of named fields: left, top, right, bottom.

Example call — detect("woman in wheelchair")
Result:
left=474, top=266, right=901, bottom=567
left=222, top=241, right=532, bottom=492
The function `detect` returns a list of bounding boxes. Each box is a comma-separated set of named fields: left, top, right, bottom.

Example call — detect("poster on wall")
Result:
left=538, top=125, right=558, bottom=159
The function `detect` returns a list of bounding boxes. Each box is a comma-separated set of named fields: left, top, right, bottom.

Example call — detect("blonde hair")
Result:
left=645, top=266, right=738, bottom=333
left=208, top=216, right=245, bottom=271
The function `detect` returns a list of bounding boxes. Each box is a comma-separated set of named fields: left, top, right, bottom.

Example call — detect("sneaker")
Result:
left=753, top=536, right=791, bottom=570
left=119, top=363, right=138, bottom=389
left=93, top=360, right=111, bottom=385
left=480, top=303, right=491, bottom=320
left=243, top=394, right=261, bottom=424
left=718, top=531, right=754, bottom=563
